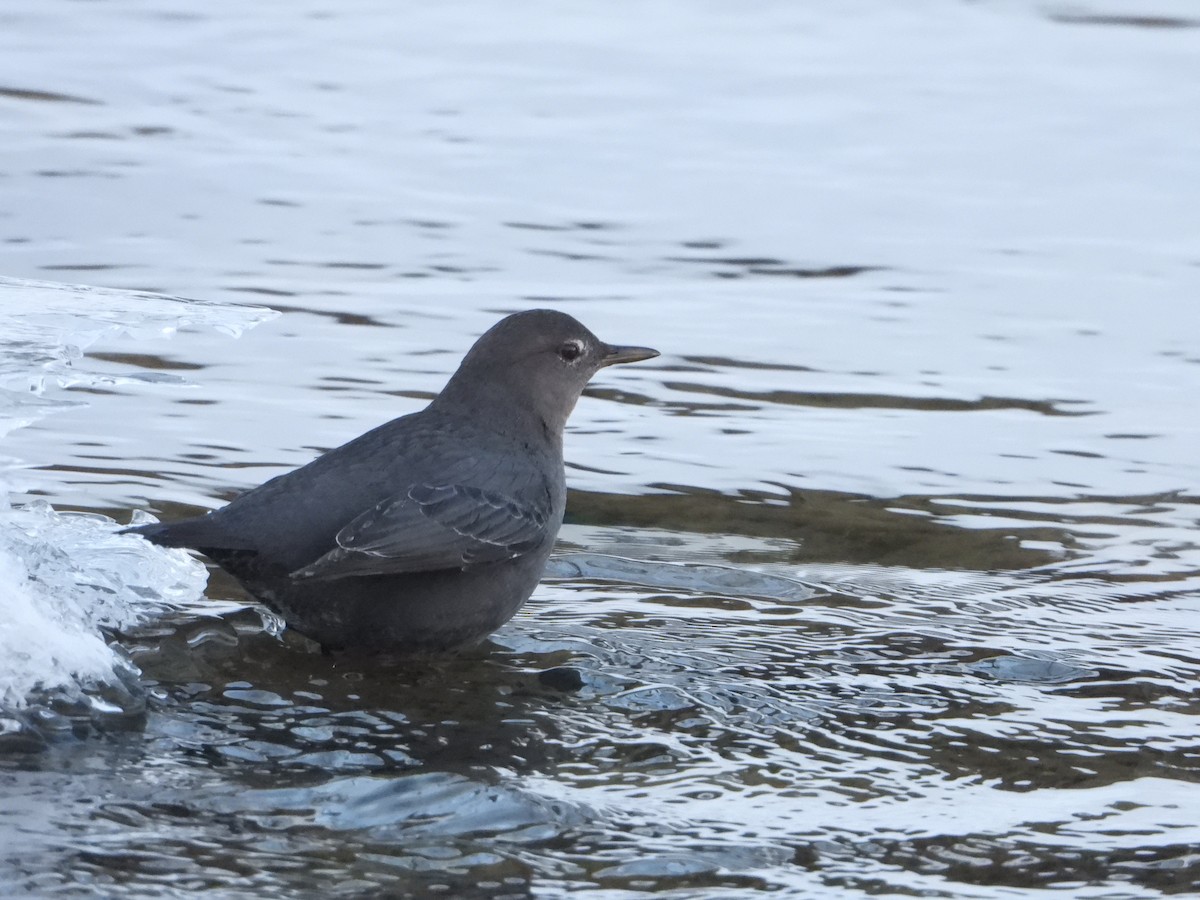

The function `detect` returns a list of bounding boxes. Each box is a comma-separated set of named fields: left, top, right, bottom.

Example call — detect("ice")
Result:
left=0, top=502, right=206, bottom=710
left=0, top=275, right=277, bottom=406
left=0, top=276, right=276, bottom=729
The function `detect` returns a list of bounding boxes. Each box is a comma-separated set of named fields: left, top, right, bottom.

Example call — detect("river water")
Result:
left=1, top=1, right=1198, bottom=897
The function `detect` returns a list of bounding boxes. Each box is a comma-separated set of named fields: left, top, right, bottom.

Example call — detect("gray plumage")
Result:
left=125, top=309, right=657, bottom=652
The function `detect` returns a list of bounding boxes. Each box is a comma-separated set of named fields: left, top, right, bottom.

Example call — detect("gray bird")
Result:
left=125, top=309, right=658, bottom=652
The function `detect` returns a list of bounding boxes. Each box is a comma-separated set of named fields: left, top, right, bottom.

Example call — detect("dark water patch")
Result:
left=381, top=389, right=439, bottom=403
left=663, top=381, right=1093, bottom=416
left=684, top=355, right=817, bottom=374
left=525, top=248, right=614, bottom=262
left=251, top=302, right=388, bottom=328
left=563, top=460, right=630, bottom=477
left=817, top=834, right=1200, bottom=895
left=120, top=612, right=597, bottom=779
left=0, top=85, right=101, bottom=105
left=659, top=400, right=761, bottom=416
left=320, top=375, right=384, bottom=386
left=1048, top=12, right=1200, bottom=29
left=223, top=285, right=297, bottom=297
left=262, top=258, right=389, bottom=272
left=40, top=263, right=133, bottom=272
left=405, top=218, right=456, bottom=230
left=546, top=553, right=821, bottom=604
left=35, top=169, right=121, bottom=179
left=89, top=351, right=205, bottom=371
left=568, top=487, right=1062, bottom=570
left=504, top=221, right=617, bottom=232
left=579, top=385, right=665, bottom=408
left=58, top=130, right=122, bottom=140
left=932, top=489, right=1199, bottom=530
left=426, top=262, right=497, bottom=275
left=665, top=254, right=882, bottom=279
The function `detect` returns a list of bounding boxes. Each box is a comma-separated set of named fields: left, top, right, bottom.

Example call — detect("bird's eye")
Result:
left=558, top=340, right=584, bottom=362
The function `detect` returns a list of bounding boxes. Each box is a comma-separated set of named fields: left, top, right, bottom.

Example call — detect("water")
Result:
left=2, top=1, right=1199, bottom=896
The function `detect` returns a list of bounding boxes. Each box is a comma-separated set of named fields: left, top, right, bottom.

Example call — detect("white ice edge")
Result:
left=0, top=276, right=278, bottom=712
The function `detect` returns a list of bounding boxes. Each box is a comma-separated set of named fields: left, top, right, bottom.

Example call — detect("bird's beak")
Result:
left=600, top=344, right=659, bottom=367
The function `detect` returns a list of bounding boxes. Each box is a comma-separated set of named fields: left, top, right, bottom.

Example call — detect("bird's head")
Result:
left=434, top=309, right=658, bottom=438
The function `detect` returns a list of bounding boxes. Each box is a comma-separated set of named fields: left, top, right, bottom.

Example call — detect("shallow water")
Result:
left=2, top=1, right=1199, bottom=897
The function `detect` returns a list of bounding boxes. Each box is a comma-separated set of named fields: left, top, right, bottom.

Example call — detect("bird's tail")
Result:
left=121, top=515, right=250, bottom=551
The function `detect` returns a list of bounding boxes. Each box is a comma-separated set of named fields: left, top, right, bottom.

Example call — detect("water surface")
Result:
left=1, top=1, right=1198, bottom=896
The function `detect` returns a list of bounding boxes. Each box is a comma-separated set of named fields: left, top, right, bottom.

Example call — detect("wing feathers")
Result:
left=290, top=482, right=550, bottom=581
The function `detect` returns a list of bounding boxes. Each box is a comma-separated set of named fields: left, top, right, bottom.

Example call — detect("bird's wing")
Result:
left=289, top=482, right=551, bottom=581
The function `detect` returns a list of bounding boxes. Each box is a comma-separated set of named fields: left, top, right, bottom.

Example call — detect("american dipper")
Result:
left=125, top=310, right=657, bottom=652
